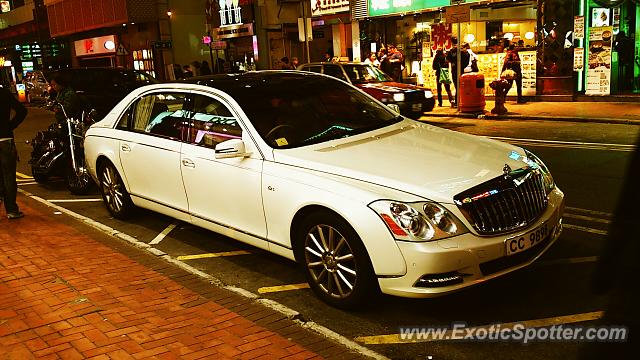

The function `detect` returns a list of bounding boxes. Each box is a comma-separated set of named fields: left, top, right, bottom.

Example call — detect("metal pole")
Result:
left=457, top=23, right=461, bottom=111
left=302, top=1, right=310, bottom=63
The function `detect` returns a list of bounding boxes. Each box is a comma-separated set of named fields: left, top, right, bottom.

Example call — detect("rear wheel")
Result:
left=31, top=166, right=48, bottom=183
left=99, top=162, right=134, bottom=219
left=294, top=212, right=377, bottom=309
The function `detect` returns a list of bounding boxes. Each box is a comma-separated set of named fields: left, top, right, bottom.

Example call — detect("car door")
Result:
left=116, top=91, right=190, bottom=219
left=180, top=92, right=267, bottom=242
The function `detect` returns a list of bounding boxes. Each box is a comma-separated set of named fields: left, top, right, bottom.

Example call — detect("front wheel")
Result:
left=294, top=212, right=378, bottom=309
left=99, top=162, right=134, bottom=219
left=66, top=157, right=93, bottom=195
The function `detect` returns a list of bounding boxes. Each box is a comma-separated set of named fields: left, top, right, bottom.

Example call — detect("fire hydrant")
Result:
left=490, top=78, right=510, bottom=115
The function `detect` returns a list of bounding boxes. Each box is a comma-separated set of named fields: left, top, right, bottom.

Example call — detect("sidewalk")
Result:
left=0, top=195, right=367, bottom=359
left=428, top=99, right=640, bottom=125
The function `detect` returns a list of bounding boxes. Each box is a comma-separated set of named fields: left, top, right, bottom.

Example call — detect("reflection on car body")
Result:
left=84, top=71, right=564, bottom=308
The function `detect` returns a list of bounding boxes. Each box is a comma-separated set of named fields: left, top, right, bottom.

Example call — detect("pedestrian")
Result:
left=280, top=57, right=291, bottom=70
left=290, top=57, right=300, bottom=70
left=445, top=38, right=469, bottom=105
left=200, top=60, right=212, bottom=75
left=191, top=61, right=201, bottom=76
left=463, top=43, right=479, bottom=73
left=432, top=48, right=454, bottom=107
left=173, top=64, right=183, bottom=79
left=364, top=52, right=380, bottom=67
left=0, top=86, right=28, bottom=219
left=323, top=52, right=332, bottom=62
left=50, top=74, right=81, bottom=124
left=386, top=44, right=404, bottom=82
left=183, top=65, right=194, bottom=78
left=502, top=43, right=526, bottom=103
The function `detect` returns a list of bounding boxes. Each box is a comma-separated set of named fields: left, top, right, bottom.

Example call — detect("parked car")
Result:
left=47, top=68, right=159, bottom=119
left=297, top=62, right=435, bottom=119
left=84, top=71, right=564, bottom=308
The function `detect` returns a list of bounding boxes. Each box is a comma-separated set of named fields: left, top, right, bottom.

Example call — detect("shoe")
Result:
left=517, top=99, right=527, bottom=104
left=7, top=212, right=24, bottom=220
left=438, top=102, right=443, bottom=107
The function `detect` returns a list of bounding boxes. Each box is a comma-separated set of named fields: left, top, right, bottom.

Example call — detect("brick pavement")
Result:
left=0, top=196, right=366, bottom=359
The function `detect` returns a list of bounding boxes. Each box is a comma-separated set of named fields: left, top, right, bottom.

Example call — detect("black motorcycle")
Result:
left=29, top=102, right=97, bottom=195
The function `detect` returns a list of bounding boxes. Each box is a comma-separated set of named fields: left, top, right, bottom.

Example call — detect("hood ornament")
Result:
left=503, top=164, right=512, bottom=178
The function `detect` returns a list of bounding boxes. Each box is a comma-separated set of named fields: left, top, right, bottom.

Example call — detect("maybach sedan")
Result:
left=84, top=71, right=564, bottom=308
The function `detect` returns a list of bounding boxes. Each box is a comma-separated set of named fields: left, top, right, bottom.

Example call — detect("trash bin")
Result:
left=459, top=73, right=485, bottom=112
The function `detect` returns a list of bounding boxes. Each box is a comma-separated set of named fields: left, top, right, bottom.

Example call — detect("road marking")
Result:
left=149, top=223, right=179, bottom=245
left=565, top=206, right=613, bottom=218
left=563, top=213, right=611, bottom=224
left=563, top=223, right=608, bottom=236
left=355, top=311, right=605, bottom=344
left=258, top=283, right=310, bottom=294
left=17, top=188, right=387, bottom=360
left=537, top=256, right=599, bottom=266
left=489, top=137, right=636, bottom=152
left=176, top=250, right=250, bottom=260
left=48, top=198, right=103, bottom=203
left=16, top=172, right=34, bottom=180
left=16, top=181, right=39, bottom=186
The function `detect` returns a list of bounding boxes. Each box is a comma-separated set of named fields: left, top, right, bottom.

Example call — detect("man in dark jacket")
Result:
left=0, top=86, right=28, bottom=219
left=445, top=38, right=469, bottom=106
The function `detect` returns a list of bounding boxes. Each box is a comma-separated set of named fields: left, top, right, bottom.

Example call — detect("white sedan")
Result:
left=84, top=71, right=564, bottom=308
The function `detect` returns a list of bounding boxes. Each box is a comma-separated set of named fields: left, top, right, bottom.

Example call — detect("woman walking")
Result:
left=432, top=48, right=454, bottom=107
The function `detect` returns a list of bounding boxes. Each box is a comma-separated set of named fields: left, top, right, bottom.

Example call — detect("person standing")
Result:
left=387, top=44, right=404, bottom=82
left=200, top=60, right=212, bottom=75
left=502, top=43, right=526, bottom=103
left=290, top=57, right=300, bottom=69
left=445, top=38, right=469, bottom=105
left=0, top=86, right=28, bottom=219
left=432, top=48, right=454, bottom=107
left=364, top=52, right=380, bottom=67
left=50, top=75, right=81, bottom=124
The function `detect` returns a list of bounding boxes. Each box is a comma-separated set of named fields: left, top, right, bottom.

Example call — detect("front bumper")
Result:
left=397, top=97, right=436, bottom=116
left=378, top=187, right=564, bottom=298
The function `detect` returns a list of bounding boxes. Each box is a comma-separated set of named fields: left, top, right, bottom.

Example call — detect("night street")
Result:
left=8, top=106, right=638, bottom=359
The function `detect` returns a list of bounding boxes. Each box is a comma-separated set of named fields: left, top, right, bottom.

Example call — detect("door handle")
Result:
left=121, top=144, right=131, bottom=152
left=182, top=159, right=195, bottom=168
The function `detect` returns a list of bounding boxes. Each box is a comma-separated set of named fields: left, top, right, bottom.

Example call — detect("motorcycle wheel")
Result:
left=31, top=167, right=49, bottom=183
left=66, top=158, right=93, bottom=195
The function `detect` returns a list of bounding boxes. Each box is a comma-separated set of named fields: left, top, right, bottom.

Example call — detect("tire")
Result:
left=98, top=162, right=134, bottom=219
left=66, top=158, right=93, bottom=195
left=31, top=166, right=48, bottom=183
left=294, top=211, right=378, bottom=309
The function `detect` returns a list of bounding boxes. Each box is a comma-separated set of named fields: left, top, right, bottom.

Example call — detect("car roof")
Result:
left=175, top=70, right=330, bottom=91
left=301, top=62, right=369, bottom=66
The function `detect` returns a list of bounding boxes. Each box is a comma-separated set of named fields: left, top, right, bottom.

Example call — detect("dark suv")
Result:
left=48, top=68, right=159, bottom=118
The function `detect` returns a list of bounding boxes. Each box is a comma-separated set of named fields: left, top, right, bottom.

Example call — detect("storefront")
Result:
left=211, top=0, right=258, bottom=72
left=575, top=0, right=640, bottom=95
left=310, top=1, right=354, bottom=62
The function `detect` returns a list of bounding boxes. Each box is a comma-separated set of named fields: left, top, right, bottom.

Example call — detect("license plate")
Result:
left=412, top=103, right=423, bottom=111
left=505, top=222, right=551, bottom=256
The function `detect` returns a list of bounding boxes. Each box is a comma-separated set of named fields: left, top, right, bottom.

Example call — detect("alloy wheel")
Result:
left=101, top=165, right=125, bottom=213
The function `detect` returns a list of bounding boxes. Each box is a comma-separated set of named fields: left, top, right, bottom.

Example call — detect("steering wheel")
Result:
left=265, top=124, right=295, bottom=142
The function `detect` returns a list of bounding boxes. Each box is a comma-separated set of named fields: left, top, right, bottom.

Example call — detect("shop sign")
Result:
left=214, top=23, right=254, bottom=39
left=573, top=47, right=584, bottom=72
left=19, top=44, right=43, bottom=61
left=311, top=0, right=350, bottom=17
left=445, top=4, right=471, bottom=23
left=591, top=8, right=610, bottom=27
left=0, top=1, right=10, bottom=13
left=585, top=26, right=613, bottom=95
left=430, top=23, right=453, bottom=51
left=573, top=16, right=584, bottom=40
left=74, top=35, right=117, bottom=57
left=219, top=0, right=242, bottom=27
left=152, top=40, right=172, bottom=50
left=369, top=0, right=450, bottom=17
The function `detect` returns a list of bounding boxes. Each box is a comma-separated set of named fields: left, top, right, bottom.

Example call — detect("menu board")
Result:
left=574, top=48, right=585, bottom=71
left=574, top=16, right=585, bottom=40
left=586, top=26, right=612, bottom=95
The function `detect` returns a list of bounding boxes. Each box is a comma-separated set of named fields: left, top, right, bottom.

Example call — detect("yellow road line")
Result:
left=355, top=311, right=605, bottom=345
left=176, top=250, right=250, bottom=261
left=563, top=223, right=608, bottom=236
left=16, top=172, right=34, bottom=180
left=258, top=283, right=310, bottom=294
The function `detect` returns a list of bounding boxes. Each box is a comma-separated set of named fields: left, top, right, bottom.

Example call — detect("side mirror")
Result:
left=387, top=103, right=401, bottom=113
left=214, top=139, right=251, bottom=159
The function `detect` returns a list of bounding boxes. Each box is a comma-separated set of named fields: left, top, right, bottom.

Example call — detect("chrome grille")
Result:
left=454, top=169, right=548, bottom=235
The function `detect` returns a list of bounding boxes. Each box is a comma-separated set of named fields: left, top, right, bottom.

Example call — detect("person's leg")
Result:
left=444, top=83, right=453, bottom=104
left=436, top=80, right=443, bottom=106
left=451, top=71, right=458, bottom=106
left=516, top=74, right=524, bottom=102
left=0, top=141, right=20, bottom=215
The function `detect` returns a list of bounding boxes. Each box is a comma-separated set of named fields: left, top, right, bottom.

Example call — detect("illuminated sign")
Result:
left=369, top=0, right=449, bottom=17
left=219, top=0, right=242, bottom=27
left=1, top=1, right=10, bottom=13
left=311, top=0, right=350, bottom=17
left=74, top=35, right=117, bottom=56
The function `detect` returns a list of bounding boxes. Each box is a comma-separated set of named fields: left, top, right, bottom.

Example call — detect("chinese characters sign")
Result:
left=311, top=0, right=350, bottom=17
left=368, top=0, right=450, bottom=17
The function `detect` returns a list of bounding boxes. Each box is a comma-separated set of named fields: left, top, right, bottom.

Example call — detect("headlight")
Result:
left=392, top=93, right=405, bottom=102
left=369, top=200, right=468, bottom=242
left=524, top=149, right=555, bottom=194
left=424, top=90, right=434, bottom=99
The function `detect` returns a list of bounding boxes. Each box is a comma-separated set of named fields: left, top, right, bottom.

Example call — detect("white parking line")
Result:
left=563, top=213, right=611, bottom=224
left=355, top=311, right=605, bottom=344
left=537, top=256, right=599, bottom=267
left=17, top=181, right=39, bottom=186
left=48, top=198, right=103, bottom=203
left=149, top=223, right=179, bottom=245
left=563, top=223, right=608, bottom=236
left=490, top=137, right=636, bottom=152
left=565, top=206, right=613, bottom=217
left=258, top=283, right=310, bottom=294
left=176, top=250, right=250, bottom=260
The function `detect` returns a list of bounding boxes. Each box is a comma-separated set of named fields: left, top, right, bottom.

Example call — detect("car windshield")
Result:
left=342, top=64, right=394, bottom=84
left=226, top=74, right=402, bottom=149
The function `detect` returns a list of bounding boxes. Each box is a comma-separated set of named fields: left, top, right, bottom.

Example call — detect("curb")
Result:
left=425, top=112, right=640, bottom=125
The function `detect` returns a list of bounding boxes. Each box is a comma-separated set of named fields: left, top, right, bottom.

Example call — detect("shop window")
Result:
left=133, top=49, right=156, bottom=79
left=129, top=93, right=188, bottom=140
left=188, top=94, right=241, bottom=149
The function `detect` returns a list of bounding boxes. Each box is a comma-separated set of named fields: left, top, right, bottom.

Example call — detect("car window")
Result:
left=323, top=65, right=347, bottom=81
left=301, top=65, right=322, bottom=74
left=342, top=64, right=393, bottom=84
left=187, top=94, right=242, bottom=149
left=127, top=92, right=189, bottom=140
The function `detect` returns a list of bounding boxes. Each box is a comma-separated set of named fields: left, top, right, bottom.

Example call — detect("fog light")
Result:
left=415, top=272, right=464, bottom=288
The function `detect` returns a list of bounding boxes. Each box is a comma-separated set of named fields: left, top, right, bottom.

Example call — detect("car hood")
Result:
left=272, top=120, right=528, bottom=203
left=356, top=81, right=426, bottom=94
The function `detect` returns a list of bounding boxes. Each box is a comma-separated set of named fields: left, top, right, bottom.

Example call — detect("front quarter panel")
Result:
left=84, top=127, right=121, bottom=185
left=261, top=161, right=409, bottom=276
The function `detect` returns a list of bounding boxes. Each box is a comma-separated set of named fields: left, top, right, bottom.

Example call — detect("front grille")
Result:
left=454, top=168, right=548, bottom=235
